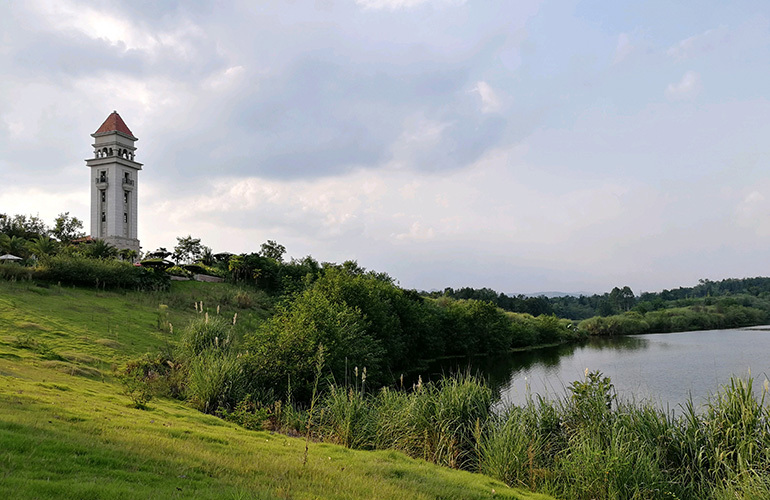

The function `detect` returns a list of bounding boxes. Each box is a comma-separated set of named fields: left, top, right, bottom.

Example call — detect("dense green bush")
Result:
left=0, top=262, right=34, bottom=281
left=245, top=268, right=576, bottom=400
left=579, top=302, right=768, bottom=336
left=35, top=255, right=169, bottom=290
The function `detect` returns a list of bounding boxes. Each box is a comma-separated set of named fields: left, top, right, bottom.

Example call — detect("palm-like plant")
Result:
left=119, top=248, right=138, bottom=263
left=27, top=235, right=58, bottom=258
left=0, top=234, right=29, bottom=258
left=85, top=239, right=118, bottom=259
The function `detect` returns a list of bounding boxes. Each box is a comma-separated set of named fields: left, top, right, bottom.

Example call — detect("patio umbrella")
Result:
left=0, top=254, right=22, bottom=262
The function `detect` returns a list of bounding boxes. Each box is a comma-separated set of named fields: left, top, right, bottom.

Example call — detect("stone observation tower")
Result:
left=85, top=111, right=142, bottom=253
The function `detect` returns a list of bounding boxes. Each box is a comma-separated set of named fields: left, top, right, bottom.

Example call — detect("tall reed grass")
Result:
left=285, top=371, right=770, bottom=500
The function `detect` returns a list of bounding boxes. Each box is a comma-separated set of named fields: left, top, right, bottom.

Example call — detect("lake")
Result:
left=426, top=327, right=770, bottom=412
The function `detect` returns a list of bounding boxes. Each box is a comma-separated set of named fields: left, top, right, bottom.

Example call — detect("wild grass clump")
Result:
left=311, top=372, right=492, bottom=469
left=187, top=349, right=245, bottom=413
left=320, top=384, right=375, bottom=448
left=177, top=315, right=248, bottom=414
left=178, top=315, right=236, bottom=359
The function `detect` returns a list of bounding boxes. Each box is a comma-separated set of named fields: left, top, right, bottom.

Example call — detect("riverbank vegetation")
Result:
left=5, top=277, right=770, bottom=499
left=280, top=370, right=770, bottom=500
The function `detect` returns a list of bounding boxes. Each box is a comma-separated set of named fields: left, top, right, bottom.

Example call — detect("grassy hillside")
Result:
left=0, top=280, right=553, bottom=500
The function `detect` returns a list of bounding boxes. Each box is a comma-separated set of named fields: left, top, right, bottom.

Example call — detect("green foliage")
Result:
left=82, top=239, right=118, bottom=259
left=0, top=213, right=48, bottom=240
left=166, top=265, right=192, bottom=277
left=217, top=395, right=269, bottom=430
left=179, top=315, right=236, bottom=359
left=319, top=385, right=375, bottom=448
left=312, top=373, right=493, bottom=470
left=118, top=364, right=154, bottom=409
left=246, top=269, right=574, bottom=401
left=27, top=235, right=58, bottom=258
left=259, top=239, right=286, bottom=262
left=173, top=235, right=210, bottom=265
left=0, top=234, right=30, bottom=259
left=246, top=283, right=380, bottom=400
left=36, top=254, right=169, bottom=290
left=579, top=300, right=768, bottom=336
left=187, top=349, right=245, bottom=413
left=0, top=262, right=34, bottom=281
left=179, top=315, right=247, bottom=414
left=50, top=212, right=85, bottom=244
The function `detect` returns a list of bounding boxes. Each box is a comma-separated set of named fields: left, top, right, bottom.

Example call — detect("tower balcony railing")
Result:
left=95, top=177, right=108, bottom=187
left=122, top=178, right=135, bottom=186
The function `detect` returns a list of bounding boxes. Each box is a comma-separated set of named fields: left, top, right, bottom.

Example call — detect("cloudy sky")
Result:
left=2, top=0, right=770, bottom=295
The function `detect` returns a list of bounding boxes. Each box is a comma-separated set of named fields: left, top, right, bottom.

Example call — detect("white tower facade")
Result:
left=85, top=111, right=142, bottom=253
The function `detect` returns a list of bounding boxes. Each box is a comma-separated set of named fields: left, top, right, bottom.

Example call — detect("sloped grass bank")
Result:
left=0, top=362, right=547, bottom=500
left=0, top=280, right=551, bottom=500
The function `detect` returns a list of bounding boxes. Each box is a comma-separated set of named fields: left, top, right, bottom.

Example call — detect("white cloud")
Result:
left=665, top=71, right=702, bottom=100
left=394, top=221, right=435, bottom=241
left=472, top=81, right=502, bottom=113
left=667, top=26, right=728, bottom=61
left=204, top=66, right=246, bottom=91
left=26, top=0, right=206, bottom=61
left=735, top=190, right=770, bottom=236
left=613, top=33, right=633, bottom=64
left=28, top=0, right=158, bottom=52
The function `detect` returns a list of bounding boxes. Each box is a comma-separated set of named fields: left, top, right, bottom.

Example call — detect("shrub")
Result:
left=0, top=262, right=34, bottom=281
left=218, top=395, right=270, bottom=430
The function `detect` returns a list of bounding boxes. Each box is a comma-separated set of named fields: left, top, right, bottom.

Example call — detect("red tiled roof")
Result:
left=94, top=111, right=135, bottom=137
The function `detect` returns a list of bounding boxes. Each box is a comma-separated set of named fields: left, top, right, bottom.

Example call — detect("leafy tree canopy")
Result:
left=51, top=212, right=85, bottom=244
left=259, top=240, right=286, bottom=262
left=173, top=236, right=210, bottom=265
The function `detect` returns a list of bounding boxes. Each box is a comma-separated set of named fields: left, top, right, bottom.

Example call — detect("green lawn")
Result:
left=0, top=280, right=555, bottom=500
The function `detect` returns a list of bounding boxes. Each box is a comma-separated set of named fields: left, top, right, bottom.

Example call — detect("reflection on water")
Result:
left=424, top=329, right=770, bottom=411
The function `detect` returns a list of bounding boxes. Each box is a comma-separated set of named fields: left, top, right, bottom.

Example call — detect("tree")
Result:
left=0, top=214, right=48, bottom=240
left=173, top=236, right=209, bottom=265
left=609, top=286, right=635, bottom=312
left=51, top=212, right=85, bottom=244
left=200, top=247, right=215, bottom=266
left=259, top=240, right=286, bottom=262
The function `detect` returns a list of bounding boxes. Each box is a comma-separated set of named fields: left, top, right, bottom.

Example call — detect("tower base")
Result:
left=103, top=236, right=141, bottom=254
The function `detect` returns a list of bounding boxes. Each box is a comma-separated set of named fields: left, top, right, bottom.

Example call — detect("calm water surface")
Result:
left=428, top=328, right=770, bottom=411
